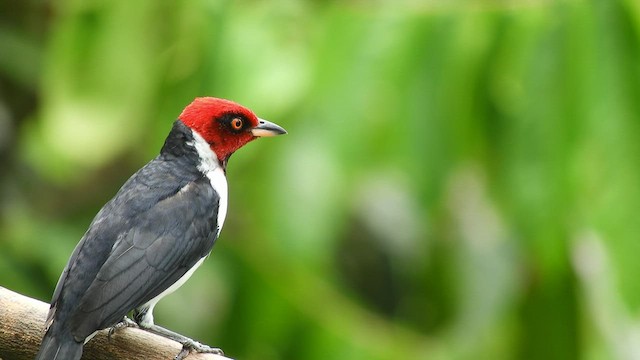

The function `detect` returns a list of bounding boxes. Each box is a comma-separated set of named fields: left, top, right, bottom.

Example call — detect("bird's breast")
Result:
left=188, top=128, right=229, bottom=236
left=206, top=166, right=228, bottom=237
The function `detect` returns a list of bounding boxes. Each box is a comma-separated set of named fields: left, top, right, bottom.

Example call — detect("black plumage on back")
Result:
left=37, top=121, right=220, bottom=358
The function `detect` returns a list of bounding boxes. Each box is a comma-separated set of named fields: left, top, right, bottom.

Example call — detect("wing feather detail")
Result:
left=69, top=176, right=220, bottom=338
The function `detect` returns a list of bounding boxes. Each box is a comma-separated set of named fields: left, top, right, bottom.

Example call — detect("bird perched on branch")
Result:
left=35, top=97, right=287, bottom=360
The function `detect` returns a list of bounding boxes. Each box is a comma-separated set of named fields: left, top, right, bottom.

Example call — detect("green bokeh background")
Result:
left=2, top=1, right=640, bottom=359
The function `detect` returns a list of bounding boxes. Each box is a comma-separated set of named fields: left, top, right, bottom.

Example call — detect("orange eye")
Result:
left=231, top=118, right=243, bottom=130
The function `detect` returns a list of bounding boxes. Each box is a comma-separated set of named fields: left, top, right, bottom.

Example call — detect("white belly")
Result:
left=137, top=256, right=207, bottom=328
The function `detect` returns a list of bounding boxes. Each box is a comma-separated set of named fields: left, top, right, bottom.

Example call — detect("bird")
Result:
left=35, top=97, right=287, bottom=360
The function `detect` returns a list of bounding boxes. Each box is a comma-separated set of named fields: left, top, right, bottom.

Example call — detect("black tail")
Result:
left=35, top=333, right=83, bottom=360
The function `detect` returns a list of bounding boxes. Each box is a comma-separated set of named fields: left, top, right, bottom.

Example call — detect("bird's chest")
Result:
left=205, top=167, right=228, bottom=237
left=187, top=127, right=229, bottom=237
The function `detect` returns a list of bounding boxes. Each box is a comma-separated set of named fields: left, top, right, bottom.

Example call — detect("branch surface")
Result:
left=0, top=286, right=232, bottom=360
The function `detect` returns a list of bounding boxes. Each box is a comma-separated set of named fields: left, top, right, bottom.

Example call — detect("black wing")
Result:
left=67, top=176, right=220, bottom=340
left=45, top=121, right=220, bottom=341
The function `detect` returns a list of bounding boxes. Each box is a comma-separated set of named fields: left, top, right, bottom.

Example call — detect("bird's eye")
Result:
left=231, top=118, right=243, bottom=130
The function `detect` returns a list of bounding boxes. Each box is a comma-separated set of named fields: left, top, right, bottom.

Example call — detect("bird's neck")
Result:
left=161, top=121, right=225, bottom=174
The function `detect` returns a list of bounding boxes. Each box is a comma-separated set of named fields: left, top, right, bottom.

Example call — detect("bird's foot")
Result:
left=140, top=323, right=223, bottom=359
left=174, top=339, right=224, bottom=360
left=108, top=316, right=139, bottom=342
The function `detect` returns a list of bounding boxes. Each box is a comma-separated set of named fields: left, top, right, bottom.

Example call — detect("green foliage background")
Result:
left=1, top=1, right=640, bottom=359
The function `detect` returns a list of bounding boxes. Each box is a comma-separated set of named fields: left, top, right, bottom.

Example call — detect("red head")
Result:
left=179, top=97, right=286, bottom=165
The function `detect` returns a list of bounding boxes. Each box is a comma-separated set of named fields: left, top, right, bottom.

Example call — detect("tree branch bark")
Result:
left=0, top=286, right=233, bottom=360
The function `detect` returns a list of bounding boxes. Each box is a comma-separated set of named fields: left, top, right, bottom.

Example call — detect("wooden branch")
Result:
left=0, top=286, right=233, bottom=360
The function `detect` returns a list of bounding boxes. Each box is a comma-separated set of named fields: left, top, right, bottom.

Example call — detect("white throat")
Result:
left=187, top=130, right=228, bottom=237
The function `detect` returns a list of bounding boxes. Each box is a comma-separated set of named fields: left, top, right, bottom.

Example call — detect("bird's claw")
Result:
left=174, top=339, right=224, bottom=360
left=108, top=316, right=139, bottom=342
